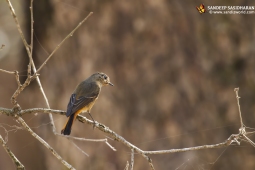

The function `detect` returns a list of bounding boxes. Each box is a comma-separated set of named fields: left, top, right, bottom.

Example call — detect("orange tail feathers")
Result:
left=61, top=113, right=78, bottom=135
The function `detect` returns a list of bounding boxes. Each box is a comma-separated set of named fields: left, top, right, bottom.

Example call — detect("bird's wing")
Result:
left=66, top=85, right=100, bottom=117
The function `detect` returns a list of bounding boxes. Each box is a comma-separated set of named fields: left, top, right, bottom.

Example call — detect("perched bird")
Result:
left=61, top=72, right=113, bottom=135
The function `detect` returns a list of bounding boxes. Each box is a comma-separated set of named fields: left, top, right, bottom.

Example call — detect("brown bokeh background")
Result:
left=0, top=0, right=255, bottom=169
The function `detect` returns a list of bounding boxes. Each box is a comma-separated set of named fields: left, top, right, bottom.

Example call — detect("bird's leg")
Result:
left=88, top=112, right=96, bottom=129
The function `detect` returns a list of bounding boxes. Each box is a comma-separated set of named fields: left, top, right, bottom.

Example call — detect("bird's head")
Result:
left=92, top=72, right=114, bottom=87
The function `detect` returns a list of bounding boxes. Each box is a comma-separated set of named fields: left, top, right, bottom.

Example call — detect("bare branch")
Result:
left=0, top=108, right=242, bottom=148
left=57, top=134, right=116, bottom=151
left=31, top=71, right=56, bottom=135
left=0, top=123, right=22, bottom=142
left=234, top=88, right=243, bottom=128
left=0, top=68, right=15, bottom=74
left=34, top=12, right=93, bottom=74
left=0, top=107, right=14, bottom=116
left=5, top=0, right=29, bottom=48
left=76, top=116, right=146, bottom=152
left=105, top=140, right=117, bottom=151
left=124, top=161, right=129, bottom=170
left=30, top=63, right=55, bottom=133
left=5, top=0, right=32, bottom=61
left=0, top=70, right=22, bottom=93
left=130, top=149, right=134, bottom=170
left=68, top=139, right=89, bottom=157
left=143, top=141, right=230, bottom=155
left=0, top=106, right=237, bottom=168
left=0, top=135, right=25, bottom=170
left=145, top=156, right=155, bottom=170
left=14, top=71, right=21, bottom=87
left=15, top=116, right=75, bottom=170
left=27, top=0, right=34, bottom=77
left=74, top=117, right=149, bottom=169
left=1, top=88, right=254, bottom=169
left=30, top=0, right=34, bottom=52
left=57, top=133, right=106, bottom=142
left=0, top=108, right=64, bottom=116
left=20, top=108, right=65, bottom=116
left=11, top=74, right=32, bottom=105
left=243, top=134, right=255, bottom=148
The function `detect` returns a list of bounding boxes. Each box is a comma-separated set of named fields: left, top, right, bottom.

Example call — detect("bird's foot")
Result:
left=88, top=112, right=96, bottom=129
left=92, top=120, right=96, bottom=129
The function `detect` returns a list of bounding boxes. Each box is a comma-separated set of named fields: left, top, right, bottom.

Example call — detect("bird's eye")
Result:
left=104, top=76, right=107, bottom=79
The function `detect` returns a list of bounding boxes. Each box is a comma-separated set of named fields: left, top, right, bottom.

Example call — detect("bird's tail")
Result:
left=61, top=113, right=77, bottom=135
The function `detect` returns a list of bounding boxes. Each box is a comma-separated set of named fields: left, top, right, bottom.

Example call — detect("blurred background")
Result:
left=0, top=0, right=255, bottom=169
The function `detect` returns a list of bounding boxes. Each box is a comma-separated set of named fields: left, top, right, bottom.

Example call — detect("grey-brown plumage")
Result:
left=61, top=72, right=113, bottom=135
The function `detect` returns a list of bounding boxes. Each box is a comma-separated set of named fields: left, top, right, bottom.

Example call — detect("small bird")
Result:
left=61, top=72, right=113, bottom=135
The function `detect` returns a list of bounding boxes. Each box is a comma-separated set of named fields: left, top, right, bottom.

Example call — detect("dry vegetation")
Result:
left=0, top=0, right=255, bottom=170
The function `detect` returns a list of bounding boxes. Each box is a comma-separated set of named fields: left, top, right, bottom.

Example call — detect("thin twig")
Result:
left=0, top=107, right=65, bottom=116
left=243, top=135, right=255, bottom=147
left=234, top=88, right=243, bottom=128
left=30, top=64, right=55, bottom=133
left=130, top=149, right=134, bottom=170
left=0, top=135, right=25, bottom=170
left=14, top=71, right=21, bottom=87
left=27, top=57, right=55, bottom=133
left=30, top=0, right=34, bottom=53
left=246, top=131, right=255, bottom=135
left=68, top=139, right=89, bottom=157
left=57, top=134, right=108, bottom=142
left=34, top=12, right=93, bottom=74
left=27, top=0, right=34, bottom=77
left=0, top=68, right=15, bottom=74
left=5, top=0, right=31, bottom=59
left=11, top=72, right=32, bottom=105
left=57, top=133, right=116, bottom=151
left=142, top=141, right=230, bottom=155
left=146, top=155, right=155, bottom=170
left=0, top=107, right=14, bottom=116
left=0, top=123, right=22, bottom=142
left=6, top=0, right=29, bottom=47
left=105, top=140, right=117, bottom=151
left=124, top=161, right=129, bottom=170
left=15, top=116, right=75, bottom=170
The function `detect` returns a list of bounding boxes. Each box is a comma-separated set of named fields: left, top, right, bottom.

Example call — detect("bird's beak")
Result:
left=108, top=82, right=114, bottom=86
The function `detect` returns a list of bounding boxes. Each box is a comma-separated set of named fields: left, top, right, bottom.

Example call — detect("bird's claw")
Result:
left=93, top=121, right=96, bottom=129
